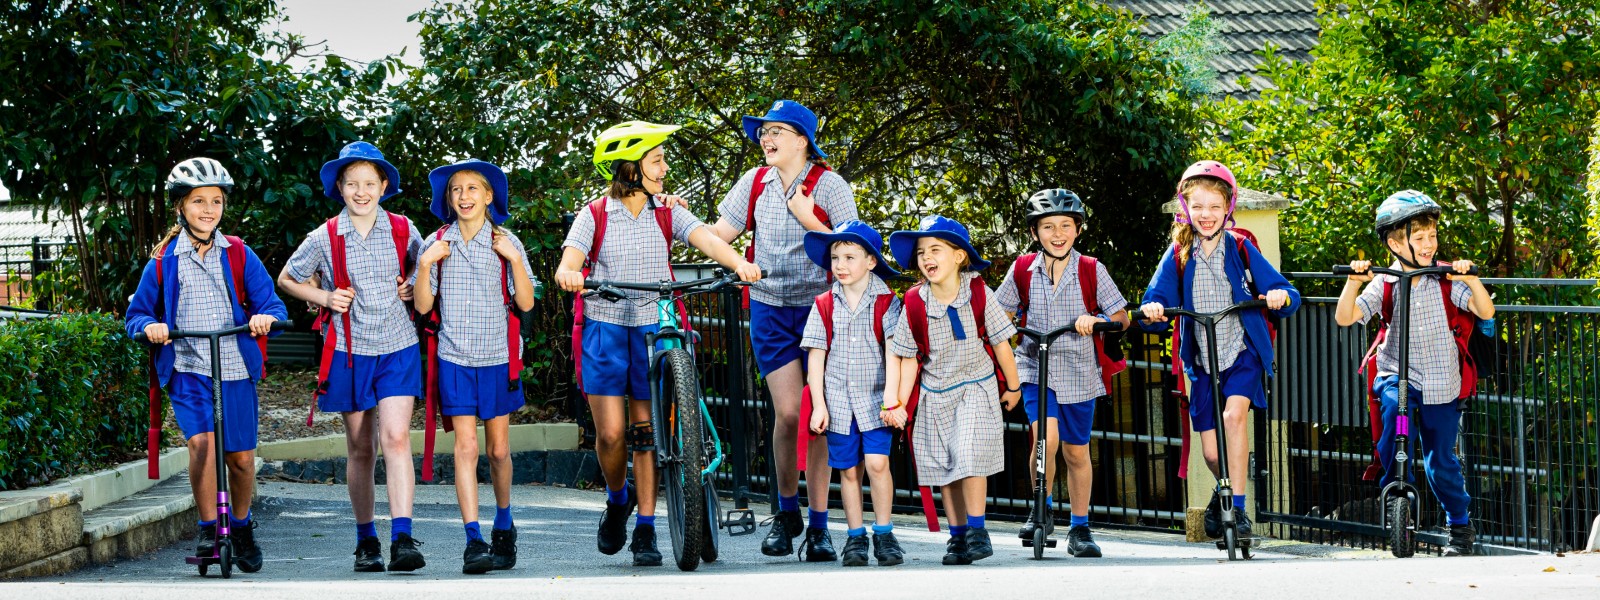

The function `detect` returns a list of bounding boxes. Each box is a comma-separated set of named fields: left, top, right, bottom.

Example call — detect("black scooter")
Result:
left=136, top=320, right=292, bottom=578
left=1016, top=320, right=1123, bottom=559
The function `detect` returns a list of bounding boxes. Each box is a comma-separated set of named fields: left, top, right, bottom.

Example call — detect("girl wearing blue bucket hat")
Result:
left=277, top=141, right=429, bottom=573
left=554, top=121, right=760, bottom=567
left=410, top=159, right=537, bottom=574
left=884, top=215, right=1020, bottom=566
left=703, top=100, right=860, bottom=560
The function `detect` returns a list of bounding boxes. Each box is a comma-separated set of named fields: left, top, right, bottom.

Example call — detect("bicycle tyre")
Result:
left=701, top=481, right=720, bottom=563
left=660, top=348, right=706, bottom=571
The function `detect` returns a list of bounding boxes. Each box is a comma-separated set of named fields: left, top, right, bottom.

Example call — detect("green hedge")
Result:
left=0, top=313, right=145, bottom=490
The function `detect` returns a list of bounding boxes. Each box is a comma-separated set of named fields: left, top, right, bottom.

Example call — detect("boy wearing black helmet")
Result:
left=1334, top=190, right=1495, bottom=556
left=995, top=189, right=1130, bottom=557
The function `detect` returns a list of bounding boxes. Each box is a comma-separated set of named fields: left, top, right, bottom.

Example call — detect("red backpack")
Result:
left=795, top=291, right=895, bottom=469
left=1357, top=262, right=1480, bottom=480
left=1010, top=252, right=1127, bottom=394
left=571, top=197, right=691, bottom=391
left=416, top=224, right=525, bottom=481
left=308, top=212, right=411, bottom=424
left=900, top=276, right=1005, bottom=531
left=741, top=165, right=832, bottom=308
left=145, top=236, right=260, bottom=478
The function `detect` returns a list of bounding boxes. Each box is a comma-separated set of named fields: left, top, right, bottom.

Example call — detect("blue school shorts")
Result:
left=1187, top=346, right=1266, bottom=433
left=169, top=372, right=260, bottom=453
left=826, top=420, right=895, bottom=470
left=581, top=320, right=662, bottom=400
left=438, top=359, right=525, bottom=421
left=1021, top=383, right=1097, bottom=446
left=319, top=346, right=422, bottom=414
left=750, top=300, right=810, bottom=377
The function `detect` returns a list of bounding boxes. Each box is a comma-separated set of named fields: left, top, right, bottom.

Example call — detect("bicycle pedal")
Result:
left=723, top=509, right=756, bottom=536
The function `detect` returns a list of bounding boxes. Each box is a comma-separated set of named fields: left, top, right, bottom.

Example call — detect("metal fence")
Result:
left=0, top=237, right=74, bottom=310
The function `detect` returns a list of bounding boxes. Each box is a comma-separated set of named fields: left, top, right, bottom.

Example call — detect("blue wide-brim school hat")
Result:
left=888, top=215, right=992, bottom=272
left=741, top=99, right=828, bottom=159
left=320, top=141, right=402, bottom=202
left=429, top=159, right=510, bottom=225
left=803, top=220, right=900, bottom=280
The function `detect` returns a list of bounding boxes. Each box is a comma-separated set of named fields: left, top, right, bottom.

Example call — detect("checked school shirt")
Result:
left=284, top=208, right=426, bottom=356
left=411, top=223, right=536, bottom=367
left=799, top=276, right=903, bottom=435
left=995, top=249, right=1127, bottom=403
left=1355, top=263, right=1475, bottom=405
left=717, top=163, right=858, bottom=307
left=172, top=233, right=248, bottom=381
left=561, top=196, right=704, bottom=327
left=1190, top=239, right=1246, bottom=374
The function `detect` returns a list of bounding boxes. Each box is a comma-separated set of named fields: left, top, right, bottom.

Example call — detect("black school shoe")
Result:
left=961, top=528, right=994, bottom=562
left=840, top=535, right=870, bottom=567
left=1234, top=508, right=1253, bottom=538
left=490, top=527, right=517, bottom=570
left=196, top=522, right=217, bottom=558
left=388, top=533, right=426, bottom=572
left=1066, top=525, right=1102, bottom=558
left=232, top=521, right=264, bottom=573
left=353, top=536, right=385, bottom=572
left=760, top=510, right=804, bottom=556
left=597, top=487, right=637, bottom=556
left=1017, top=514, right=1038, bottom=539
left=1443, top=524, right=1476, bottom=557
left=462, top=538, right=494, bottom=575
left=630, top=524, right=663, bottom=567
left=872, top=531, right=905, bottom=566
left=942, top=536, right=971, bottom=565
left=1203, top=490, right=1223, bottom=538
left=799, top=527, right=837, bottom=562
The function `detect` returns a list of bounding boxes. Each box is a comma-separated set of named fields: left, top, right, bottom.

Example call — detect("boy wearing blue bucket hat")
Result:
left=884, top=216, right=1021, bottom=565
left=704, top=100, right=859, bottom=559
left=410, top=159, right=538, bottom=574
left=278, top=141, right=429, bottom=573
left=798, top=220, right=905, bottom=566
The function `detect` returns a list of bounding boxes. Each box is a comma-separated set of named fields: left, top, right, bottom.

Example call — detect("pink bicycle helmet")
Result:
left=1174, top=160, right=1239, bottom=227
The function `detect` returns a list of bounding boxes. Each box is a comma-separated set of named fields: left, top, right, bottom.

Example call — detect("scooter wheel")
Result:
left=1389, top=496, right=1415, bottom=558
left=1032, top=528, right=1046, bottom=560
left=1223, top=526, right=1239, bottom=561
left=219, top=542, right=233, bottom=579
left=198, top=562, right=209, bottom=577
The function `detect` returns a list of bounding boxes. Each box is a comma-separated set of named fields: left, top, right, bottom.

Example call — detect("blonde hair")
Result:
left=150, top=188, right=227, bottom=258
left=1170, top=176, right=1234, bottom=268
left=1385, top=213, right=1439, bottom=245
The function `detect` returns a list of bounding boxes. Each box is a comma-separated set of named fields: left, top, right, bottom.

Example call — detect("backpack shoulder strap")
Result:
left=970, top=275, right=991, bottom=342
left=1013, top=253, right=1037, bottom=327
left=1381, top=278, right=1395, bottom=326
left=388, top=212, right=409, bottom=275
left=904, top=283, right=931, bottom=364
left=1077, top=254, right=1098, bottom=314
left=652, top=200, right=674, bottom=246
left=800, top=164, right=832, bottom=228
left=872, top=293, right=894, bottom=347
left=223, top=235, right=248, bottom=309
left=586, top=197, right=609, bottom=267
left=815, top=292, right=835, bottom=349
left=746, top=167, right=770, bottom=232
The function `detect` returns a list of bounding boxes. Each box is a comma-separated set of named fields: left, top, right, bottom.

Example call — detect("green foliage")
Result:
left=1205, top=1, right=1600, bottom=292
left=0, top=314, right=145, bottom=490
left=1152, top=1, right=1224, bottom=98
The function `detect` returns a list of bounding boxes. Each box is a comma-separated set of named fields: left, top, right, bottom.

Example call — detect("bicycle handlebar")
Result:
left=1017, top=320, right=1123, bottom=342
left=583, top=269, right=767, bottom=302
left=1331, top=264, right=1478, bottom=278
left=133, top=320, right=294, bottom=343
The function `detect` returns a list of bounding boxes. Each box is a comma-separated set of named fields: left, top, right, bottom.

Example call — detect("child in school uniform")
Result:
left=553, top=121, right=760, bottom=567
left=1334, top=190, right=1494, bottom=556
left=799, top=220, right=906, bottom=566
left=276, top=141, right=429, bottom=573
left=411, top=159, right=538, bottom=574
left=1138, top=161, right=1300, bottom=539
left=994, top=189, right=1129, bottom=558
left=884, top=216, right=1021, bottom=565
left=126, top=157, right=289, bottom=574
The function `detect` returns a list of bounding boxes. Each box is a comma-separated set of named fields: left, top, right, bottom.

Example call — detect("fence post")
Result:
left=722, top=284, right=752, bottom=509
left=30, top=236, right=50, bottom=311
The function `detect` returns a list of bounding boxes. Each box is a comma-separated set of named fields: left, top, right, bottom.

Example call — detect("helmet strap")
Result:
left=179, top=214, right=215, bottom=248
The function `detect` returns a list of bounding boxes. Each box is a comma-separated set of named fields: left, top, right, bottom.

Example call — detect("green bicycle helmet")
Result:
left=593, top=121, right=682, bottom=181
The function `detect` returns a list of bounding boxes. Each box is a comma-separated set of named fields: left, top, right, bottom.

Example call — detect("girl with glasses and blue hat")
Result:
left=277, top=141, right=430, bottom=573
left=703, top=100, right=860, bottom=561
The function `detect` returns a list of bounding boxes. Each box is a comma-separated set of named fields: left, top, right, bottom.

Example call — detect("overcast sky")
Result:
left=276, top=0, right=437, bottom=66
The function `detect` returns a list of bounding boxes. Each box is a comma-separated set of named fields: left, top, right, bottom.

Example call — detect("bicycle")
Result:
left=134, top=320, right=294, bottom=578
left=583, top=269, right=762, bottom=571
left=1016, top=320, right=1123, bottom=559
left=1332, top=263, right=1477, bottom=558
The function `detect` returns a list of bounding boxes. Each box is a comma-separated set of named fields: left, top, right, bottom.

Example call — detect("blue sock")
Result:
left=493, top=505, right=513, bottom=531
left=392, top=517, right=413, bottom=541
left=199, top=519, right=218, bottom=527
left=778, top=494, right=800, bottom=513
left=1071, top=514, right=1089, bottom=528
left=872, top=523, right=894, bottom=535
left=1234, top=494, right=1247, bottom=510
left=229, top=510, right=251, bottom=528
left=357, top=521, right=377, bottom=541
left=968, top=515, right=986, bottom=530
left=464, top=521, right=483, bottom=542
left=637, top=515, right=656, bottom=527
left=809, top=509, right=829, bottom=530
left=1045, top=495, right=1053, bottom=508
left=607, top=485, right=629, bottom=506
left=950, top=524, right=969, bottom=538
left=848, top=527, right=867, bottom=538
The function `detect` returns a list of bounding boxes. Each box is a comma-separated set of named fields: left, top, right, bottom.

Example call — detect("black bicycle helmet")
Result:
left=1025, top=188, right=1089, bottom=229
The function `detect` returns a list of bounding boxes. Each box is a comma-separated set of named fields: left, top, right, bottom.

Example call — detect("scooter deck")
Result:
left=1214, top=537, right=1254, bottom=550
left=185, top=555, right=223, bottom=566
left=1021, top=538, right=1059, bottom=548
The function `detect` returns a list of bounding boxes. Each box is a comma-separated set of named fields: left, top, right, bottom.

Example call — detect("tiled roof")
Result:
left=1112, top=0, right=1320, bottom=100
left=0, top=203, right=76, bottom=246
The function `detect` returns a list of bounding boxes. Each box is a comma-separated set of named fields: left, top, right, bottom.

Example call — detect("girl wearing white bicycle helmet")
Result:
left=554, top=121, right=759, bottom=566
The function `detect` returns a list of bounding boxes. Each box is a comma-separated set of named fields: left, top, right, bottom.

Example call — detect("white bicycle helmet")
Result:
left=166, top=157, right=234, bottom=199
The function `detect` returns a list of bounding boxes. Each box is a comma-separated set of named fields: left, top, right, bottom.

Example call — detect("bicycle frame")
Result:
left=643, top=295, right=726, bottom=477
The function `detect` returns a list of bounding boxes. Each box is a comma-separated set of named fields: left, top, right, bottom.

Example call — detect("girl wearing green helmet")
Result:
left=554, top=121, right=760, bottom=567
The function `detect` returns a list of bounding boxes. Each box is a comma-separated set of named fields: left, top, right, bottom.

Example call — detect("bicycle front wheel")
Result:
left=659, top=348, right=707, bottom=571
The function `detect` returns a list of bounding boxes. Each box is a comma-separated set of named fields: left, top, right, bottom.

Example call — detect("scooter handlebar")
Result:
left=1332, top=264, right=1478, bottom=277
left=1017, top=320, right=1124, bottom=342
left=133, top=320, right=294, bottom=343
left=1159, top=300, right=1270, bottom=321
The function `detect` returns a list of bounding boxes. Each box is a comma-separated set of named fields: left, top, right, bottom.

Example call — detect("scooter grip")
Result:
left=1091, top=321, right=1123, bottom=333
left=1332, top=265, right=1360, bottom=276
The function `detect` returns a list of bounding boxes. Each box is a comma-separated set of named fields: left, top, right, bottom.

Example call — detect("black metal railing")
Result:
left=0, top=236, right=74, bottom=310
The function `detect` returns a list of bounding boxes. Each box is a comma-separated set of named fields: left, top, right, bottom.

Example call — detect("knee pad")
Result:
left=628, top=421, right=656, bottom=453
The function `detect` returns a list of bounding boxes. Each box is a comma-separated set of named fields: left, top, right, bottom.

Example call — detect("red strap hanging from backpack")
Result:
left=571, top=197, right=690, bottom=392
left=741, top=165, right=832, bottom=309
left=309, top=213, right=409, bottom=426
left=797, top=292, right=893, bottom=470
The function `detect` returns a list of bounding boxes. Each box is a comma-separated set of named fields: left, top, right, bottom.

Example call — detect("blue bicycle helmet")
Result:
left=1373, top=190, right=1441, bottom=239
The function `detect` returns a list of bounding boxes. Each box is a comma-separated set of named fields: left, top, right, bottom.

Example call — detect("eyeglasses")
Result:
left=757, top=126, right=800, bottom=139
